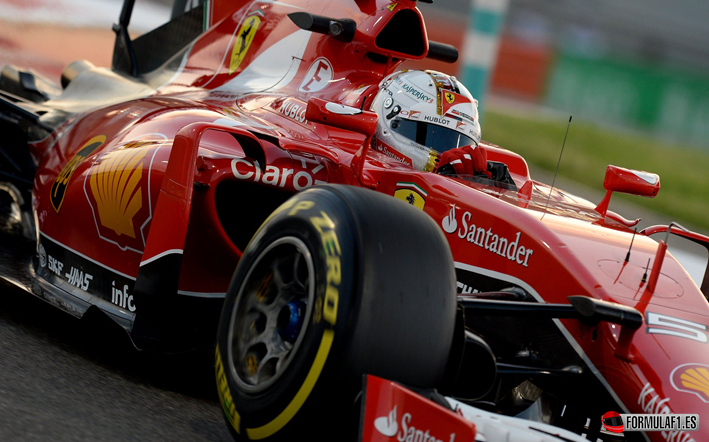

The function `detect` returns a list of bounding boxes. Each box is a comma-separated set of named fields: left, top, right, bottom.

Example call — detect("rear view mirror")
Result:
left=305, top=97, right=378, bottom=136
left=595, top=165, right=660, bottom=218
left=603, top=165, right=660, bottom=197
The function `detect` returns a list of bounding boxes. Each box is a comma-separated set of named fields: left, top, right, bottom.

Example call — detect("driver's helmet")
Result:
left=370, top=70, right=481, bottom=171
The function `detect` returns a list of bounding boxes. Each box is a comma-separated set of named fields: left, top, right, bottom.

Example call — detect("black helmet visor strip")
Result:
left=603, top=416, right=624, bottom=427
left=390, top=117, right=476, bottom=153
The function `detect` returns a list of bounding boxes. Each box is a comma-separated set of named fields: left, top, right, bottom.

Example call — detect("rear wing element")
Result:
left=112, top=0, right=206, bottom=76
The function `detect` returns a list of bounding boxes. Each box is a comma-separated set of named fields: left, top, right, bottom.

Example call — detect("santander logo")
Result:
left=374, top=407, right=455, bottom=442
left=440, top=205, right=534, bottom=268
left=375, top=406, right=398, bottom=437
left=442, top=206, right=458, bottom=234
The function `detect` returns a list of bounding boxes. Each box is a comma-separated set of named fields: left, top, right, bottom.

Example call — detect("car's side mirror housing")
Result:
left=305, top=97, right=378, bottom=136
left=595, top=165, right=660, bottom=220
left=603, top=165, right=660, bottom=197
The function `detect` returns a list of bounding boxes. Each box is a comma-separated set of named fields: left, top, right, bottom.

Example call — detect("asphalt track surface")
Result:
left=0, top=281, right=232, bottom=442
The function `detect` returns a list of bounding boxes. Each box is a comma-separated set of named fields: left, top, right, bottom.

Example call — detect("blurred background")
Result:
left=417, top=0, right=709, bottom=241
left=420, top=0, right=709, bottom=146
left=1, top=0, right=708, bottom=233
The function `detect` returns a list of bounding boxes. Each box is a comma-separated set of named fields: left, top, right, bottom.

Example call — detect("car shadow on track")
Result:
left=0, top=280, right=231, bottom=442
left=0, top=280, right=220, bottom=400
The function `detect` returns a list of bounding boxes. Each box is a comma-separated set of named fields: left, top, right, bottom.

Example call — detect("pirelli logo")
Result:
left=215, top=346, right=241, bottom=432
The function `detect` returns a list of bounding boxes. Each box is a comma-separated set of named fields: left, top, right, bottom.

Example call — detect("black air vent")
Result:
left=375, top=10, right=425, bottom=57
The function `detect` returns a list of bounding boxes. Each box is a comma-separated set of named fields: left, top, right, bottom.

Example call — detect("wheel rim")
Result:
left=227, top=237, right=315, bottom=393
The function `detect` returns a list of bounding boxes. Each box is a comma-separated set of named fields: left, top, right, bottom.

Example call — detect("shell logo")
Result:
left=84, top=134, right=166, bottom=253
left=89, top=146, right=148, bottom=238
left=671, top=363, right=709, bottom=403
left=51, top=135, right=106, bottom=213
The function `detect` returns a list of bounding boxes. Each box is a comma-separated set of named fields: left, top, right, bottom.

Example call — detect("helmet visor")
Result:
left=390, top=117, right=476, bottom=153
left=603, top=416, right=623, bottom=427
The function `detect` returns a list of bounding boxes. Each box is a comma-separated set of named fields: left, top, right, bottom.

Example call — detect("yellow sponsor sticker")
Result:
left=394, top=189, right=426, bottom=210
left=394, top=182, right=428, bottom=210
left=386, top=3, right=398, bottom=11
left=444, top=91, right=455, bottom=104
left=230, top=15, right=262, bottom=75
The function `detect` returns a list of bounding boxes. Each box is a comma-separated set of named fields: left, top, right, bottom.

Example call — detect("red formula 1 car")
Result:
left=1, top=1, right=707, bottom=441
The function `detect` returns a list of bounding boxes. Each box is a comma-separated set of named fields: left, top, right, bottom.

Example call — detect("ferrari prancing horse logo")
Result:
left=230, top=14, right=262, bottom=75
left=394, top=182, right=427, bottom=210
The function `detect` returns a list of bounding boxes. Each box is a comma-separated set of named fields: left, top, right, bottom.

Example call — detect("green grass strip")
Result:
left=483, top=109, right=709, bottom=231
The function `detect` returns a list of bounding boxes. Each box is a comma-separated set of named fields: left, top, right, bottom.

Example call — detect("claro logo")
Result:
left=375, top=408, right=456, bottom=442
left=231, top=157, right=327, bottom=191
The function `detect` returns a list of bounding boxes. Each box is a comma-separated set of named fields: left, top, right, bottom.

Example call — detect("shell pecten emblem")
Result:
left=89, top=145, right=148, bottom=238
left=230, top=14, right=262, bottom=75
left=51, top=135, right=106, bottom=213
left=671, top=363, right=709, bottom=403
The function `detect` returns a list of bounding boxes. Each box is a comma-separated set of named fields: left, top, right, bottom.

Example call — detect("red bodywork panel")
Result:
left=360, top=375, right=475, bottom=442
left=26, top=1, right=709, bottom=440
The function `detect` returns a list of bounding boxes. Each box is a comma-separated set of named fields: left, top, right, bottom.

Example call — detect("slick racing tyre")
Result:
left=215, top=184, right=457, bottom=441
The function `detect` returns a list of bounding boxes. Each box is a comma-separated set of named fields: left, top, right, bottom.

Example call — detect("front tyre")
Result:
left=215, top=185, right=457, bottom=441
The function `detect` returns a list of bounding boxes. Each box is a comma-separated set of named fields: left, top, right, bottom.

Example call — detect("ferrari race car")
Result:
left=1, top=0, right=708, bottom=441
